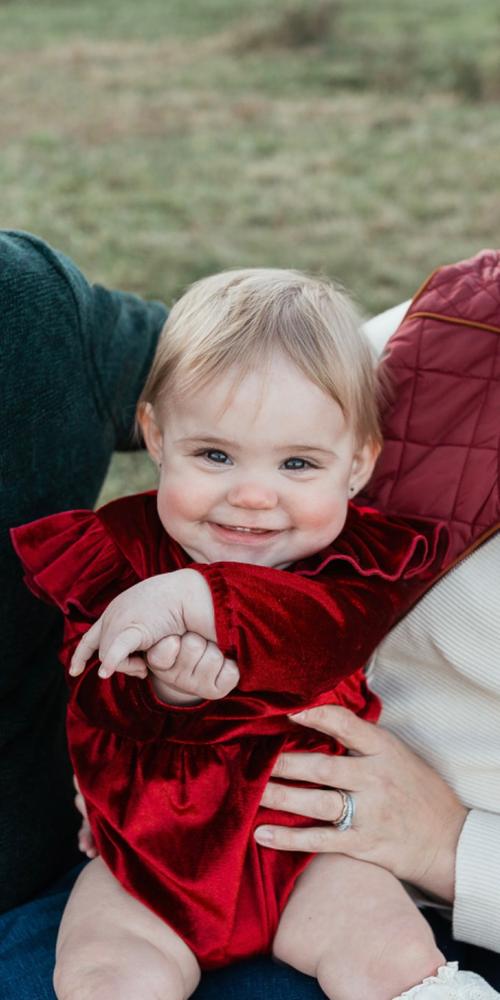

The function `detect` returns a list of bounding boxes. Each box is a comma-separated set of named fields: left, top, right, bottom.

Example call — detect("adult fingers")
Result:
left=254, top=822, right=357, bottom=854
left=260, top=780, right=347, bottom=823
left=269, top=751, right=359, bottom=791
left=289, top=705, right=384, bottom=756
left=69, top=619, right=102, bottom=676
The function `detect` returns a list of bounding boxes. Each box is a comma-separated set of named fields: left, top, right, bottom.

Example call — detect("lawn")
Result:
left=2, top=0, right=499, bottom=498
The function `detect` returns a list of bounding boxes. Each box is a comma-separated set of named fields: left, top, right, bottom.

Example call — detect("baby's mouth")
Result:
left=215, top=523, right=274, bottom=534
left=207, top=521, right=286, bottom=548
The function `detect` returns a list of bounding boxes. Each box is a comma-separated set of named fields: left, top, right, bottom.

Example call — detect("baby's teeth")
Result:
left=229, top=526, right=266, bottom=533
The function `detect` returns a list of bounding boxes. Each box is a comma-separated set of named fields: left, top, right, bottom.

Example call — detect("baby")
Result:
left=13, top=269, right=491, bottom=1000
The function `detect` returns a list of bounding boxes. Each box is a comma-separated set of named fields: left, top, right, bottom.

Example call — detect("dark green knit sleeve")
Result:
left=2, top=230, right=168, bottom=451
left=48, top=245, right=168, bottom=450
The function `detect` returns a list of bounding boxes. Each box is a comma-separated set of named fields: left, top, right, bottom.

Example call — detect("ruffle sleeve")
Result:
left=11, top=507, right=164, bottom=742
left=11, top=509, right=137, bottom=620
left=294, top=504, right=448, bottom=581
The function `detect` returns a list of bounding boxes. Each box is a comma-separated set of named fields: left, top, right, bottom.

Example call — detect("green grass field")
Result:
left=2, top=0, right=499, bottom=499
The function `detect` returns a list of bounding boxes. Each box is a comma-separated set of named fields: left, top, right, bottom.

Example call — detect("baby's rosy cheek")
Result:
left=160, top=482, right=201, bottom=521
left=301, top=499, right=344, bottom=530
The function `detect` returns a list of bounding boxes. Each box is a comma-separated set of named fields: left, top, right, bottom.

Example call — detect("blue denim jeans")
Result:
left=1, top=864, right=499, bottom=999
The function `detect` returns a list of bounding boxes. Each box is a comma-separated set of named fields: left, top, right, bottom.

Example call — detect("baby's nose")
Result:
left=227, top=482, right=278, bottom=510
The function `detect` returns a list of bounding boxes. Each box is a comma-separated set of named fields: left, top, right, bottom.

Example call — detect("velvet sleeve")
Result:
left=10, top=509, right=155, bottom=736
left=10, top=508, right=137, bottom=622
left=12, top=505, right=203, bottom=747
left=191, top=508, right=447, bottom=710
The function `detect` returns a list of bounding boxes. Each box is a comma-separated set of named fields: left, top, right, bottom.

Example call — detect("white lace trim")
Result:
left=394, top=962, right=500, bottom=999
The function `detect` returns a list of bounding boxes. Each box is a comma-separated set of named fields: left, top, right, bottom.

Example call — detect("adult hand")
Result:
left=255, top=705, right=468, bottom=904
left=69, top=569, right=216, bottom=678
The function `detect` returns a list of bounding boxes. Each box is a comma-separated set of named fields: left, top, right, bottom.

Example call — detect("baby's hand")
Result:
left=147, top=632, right=240, bottom=705
left=73, top=775, right=97, bottom=859
left=69, top=570, right=217, bottom=679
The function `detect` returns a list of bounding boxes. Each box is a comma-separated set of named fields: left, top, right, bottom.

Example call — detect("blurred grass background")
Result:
left=1, top=0, right=499, bottom=499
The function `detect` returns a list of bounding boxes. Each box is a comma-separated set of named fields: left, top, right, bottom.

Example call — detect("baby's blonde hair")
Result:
left=139, top=268, right=382, bottom=448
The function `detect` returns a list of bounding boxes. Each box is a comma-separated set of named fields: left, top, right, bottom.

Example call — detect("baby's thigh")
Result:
left=54, top=857, right=200, bottom=1000
left=273, top=854, right=443, bottom=1000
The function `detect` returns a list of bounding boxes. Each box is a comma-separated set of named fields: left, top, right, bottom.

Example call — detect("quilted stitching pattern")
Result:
left=416, top=251, right=500, bottom=326
left=361, top=252, right=500, bottom=565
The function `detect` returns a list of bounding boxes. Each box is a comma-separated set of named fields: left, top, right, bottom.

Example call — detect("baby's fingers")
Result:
left=78, top=818, right=97, bottom=859
left=97, top=625, right=150, bottom=679
left=146, top=635, right=182, bottom=674
left=103, top=654, right=148, bottom=679
left=190, top=641, right=239, bottom=699
left=211, top=656, right=240, bottom=698
left=69, top=620, right=102, bottom=676
left=72, top=774, right=98, bottom=858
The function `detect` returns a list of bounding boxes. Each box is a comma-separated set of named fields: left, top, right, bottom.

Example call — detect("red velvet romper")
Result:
left=12, top=495, right=445, bottom=969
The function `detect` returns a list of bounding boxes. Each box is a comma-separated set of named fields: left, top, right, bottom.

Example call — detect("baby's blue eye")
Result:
left=204, top=449, right=231, bottom=464
left=282, top=457, right=314, bottom=470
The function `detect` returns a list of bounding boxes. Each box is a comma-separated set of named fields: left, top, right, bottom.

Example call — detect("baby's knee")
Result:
left=317, top=917, right=444, bottom=1000
left=54, top=944, right=122, bottom=1000
left=382, top=929, right=446, bottom=1000
left=54, top=956, right=131, bottom=1000
left=54, top=937, right=197, bottom=1000
left=55, top=960, right=182, bottom=1000
left=383, top=917, right=444, bottom=993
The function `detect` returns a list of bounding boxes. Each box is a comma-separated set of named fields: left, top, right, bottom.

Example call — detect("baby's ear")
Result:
left=137, top=402, right=163, bottom=466
left=350, top=439, right=380, bottom=495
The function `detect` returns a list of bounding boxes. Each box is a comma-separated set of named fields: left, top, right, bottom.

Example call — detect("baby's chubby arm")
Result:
left=70, top=554, right=402, bottom=708
left=70, top=569, right=239, bottom=704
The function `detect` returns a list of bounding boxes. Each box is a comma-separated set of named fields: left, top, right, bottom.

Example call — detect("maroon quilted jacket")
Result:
left=361, top=250, right=500, bottom=565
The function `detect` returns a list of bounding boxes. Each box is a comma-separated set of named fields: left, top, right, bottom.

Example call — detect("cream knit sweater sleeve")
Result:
left=455, top=809, right=500, bottom=951
left=367, top=532, right=500, bottom=952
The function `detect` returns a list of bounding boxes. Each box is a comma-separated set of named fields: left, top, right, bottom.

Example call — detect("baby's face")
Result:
left=142, top=354, right=376, bottom=568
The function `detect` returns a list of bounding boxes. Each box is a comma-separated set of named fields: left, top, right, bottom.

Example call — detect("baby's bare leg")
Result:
left=54, top=857, right=200, bottom=1000
left=273, top=854, right=444, bottom=1000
